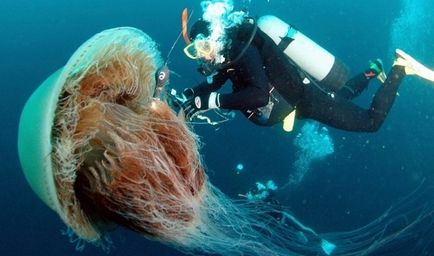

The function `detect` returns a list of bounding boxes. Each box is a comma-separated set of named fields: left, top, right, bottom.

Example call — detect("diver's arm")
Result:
left=218, top=46, right=270, bottom=110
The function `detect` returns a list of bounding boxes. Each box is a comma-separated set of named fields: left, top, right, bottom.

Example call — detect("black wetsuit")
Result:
left=191, top=21, right=406, bottom=132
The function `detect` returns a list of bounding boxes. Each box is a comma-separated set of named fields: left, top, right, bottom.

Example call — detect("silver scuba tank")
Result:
left=257, top=15, right=349, bottom=91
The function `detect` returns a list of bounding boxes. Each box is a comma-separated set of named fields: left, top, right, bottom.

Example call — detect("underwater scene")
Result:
left=2, top=0, right=434, bottom=255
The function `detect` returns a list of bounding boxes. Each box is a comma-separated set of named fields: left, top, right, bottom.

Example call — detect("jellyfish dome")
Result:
left=18, top=27, right=205, bottom=244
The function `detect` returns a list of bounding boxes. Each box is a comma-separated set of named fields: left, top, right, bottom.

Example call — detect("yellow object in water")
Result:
left=283, top=110, right=296, bottom=132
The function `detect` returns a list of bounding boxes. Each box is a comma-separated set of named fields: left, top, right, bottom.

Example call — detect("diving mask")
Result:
left=183, top=37, right=216, bottom=61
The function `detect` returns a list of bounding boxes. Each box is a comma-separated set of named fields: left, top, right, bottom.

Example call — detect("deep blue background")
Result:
left=1, top=0, right=434, bottom=255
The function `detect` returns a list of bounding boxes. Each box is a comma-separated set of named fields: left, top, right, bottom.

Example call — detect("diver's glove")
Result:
left=182, top=92, right=220, bottom=120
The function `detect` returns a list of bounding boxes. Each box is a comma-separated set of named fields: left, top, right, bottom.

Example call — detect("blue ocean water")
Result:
left=1, top=0, right=434, bottom=255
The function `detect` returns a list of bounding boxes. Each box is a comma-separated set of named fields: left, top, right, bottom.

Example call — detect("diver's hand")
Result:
left=182, top=92, right=220, bottom=120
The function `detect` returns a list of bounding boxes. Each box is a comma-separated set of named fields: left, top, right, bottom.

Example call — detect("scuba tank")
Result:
left=257, top=15, right=349, bottom=91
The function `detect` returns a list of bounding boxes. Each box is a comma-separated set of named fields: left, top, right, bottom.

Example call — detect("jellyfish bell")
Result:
left=18, top=68, right=63, bottom=213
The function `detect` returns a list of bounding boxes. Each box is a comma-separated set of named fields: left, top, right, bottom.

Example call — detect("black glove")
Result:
left=182, top=92, right=220, bottom=120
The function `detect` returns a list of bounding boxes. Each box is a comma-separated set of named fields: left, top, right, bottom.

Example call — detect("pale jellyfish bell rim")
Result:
left=18, top=27, right=159, bottom=241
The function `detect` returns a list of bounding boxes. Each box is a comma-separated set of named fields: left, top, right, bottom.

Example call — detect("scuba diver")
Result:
left=242, top=181, right=337, bottom=255
left=177, top=10, right=434, bottom=132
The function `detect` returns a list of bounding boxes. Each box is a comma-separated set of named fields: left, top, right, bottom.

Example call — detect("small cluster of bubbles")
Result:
left=235, top=163, right=244, bottom=174
left=245, top=180, right=278, bottom=201
left=289, top=121, right=334, bottom=186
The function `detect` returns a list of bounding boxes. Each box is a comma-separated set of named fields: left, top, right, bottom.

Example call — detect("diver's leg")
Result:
left=296, top=68, right=402, bottom=132
left=297, top=49, right=433, bottom=132
left=368, top=65, right=406, bottom=125
left=337, top=73, right=370, bottom=100
left=368, top=49, right=434, bottom=124
left=297, top=54, right=409, bottom=132
left=296, top=85, right=383, bottom=132
left=337, top=59, right=386, bottom=100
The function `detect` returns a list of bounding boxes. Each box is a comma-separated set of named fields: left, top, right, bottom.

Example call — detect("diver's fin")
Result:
left=369, top=59, right=387, bottom=83
left=320, top=239, right=336, bottom=255
left=394, top=49, right=434, bottom=82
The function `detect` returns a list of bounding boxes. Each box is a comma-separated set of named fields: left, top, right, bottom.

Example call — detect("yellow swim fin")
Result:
left=394, top=49, right=434, bottom=82
left=283, top=110, right=296, bottom=132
